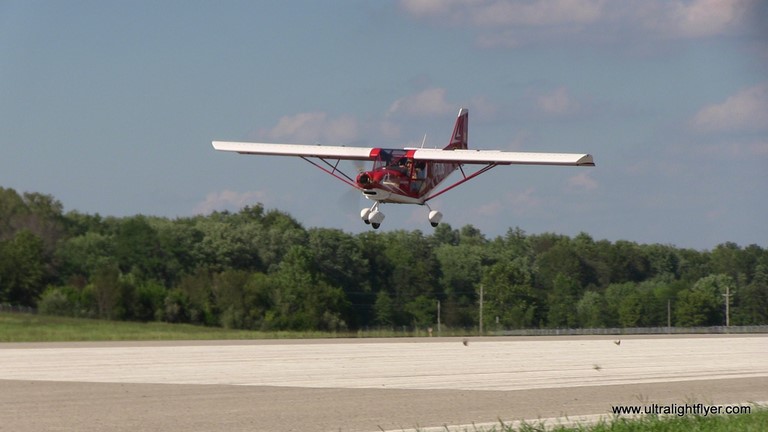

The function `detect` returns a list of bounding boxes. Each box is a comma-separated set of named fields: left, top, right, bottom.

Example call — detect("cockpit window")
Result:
left=373, top=149, right=408, bottom=170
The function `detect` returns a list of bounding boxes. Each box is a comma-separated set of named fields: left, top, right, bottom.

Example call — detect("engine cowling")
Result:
left=356, top=172, right=374, bottom=188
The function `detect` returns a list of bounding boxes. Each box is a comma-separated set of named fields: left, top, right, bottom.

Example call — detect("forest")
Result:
left=1, top=186, right=767, bottom=332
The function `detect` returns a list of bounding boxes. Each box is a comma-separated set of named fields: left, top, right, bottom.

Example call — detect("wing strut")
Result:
left=300, top=157, right=361, bottom=189
left=424, top=164, right=499, bottom=202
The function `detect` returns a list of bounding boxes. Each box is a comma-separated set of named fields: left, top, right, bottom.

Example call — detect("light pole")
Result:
left=479, top=284, right=484, bottom=335
left=722, top=284, right=732, bottom=327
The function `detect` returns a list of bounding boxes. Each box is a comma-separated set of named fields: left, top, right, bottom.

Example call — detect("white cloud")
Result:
left=664, top=0, right=751, bottom=38
left=470, top=0, right=604, bottom=26
left=475, top=31, right=522, bottom=49
left=401, top=0, right=604, bottom=26
left=698, top=140, right=768, bottom=158
left=324, top=115, right=359, bottom=143
left=473, top=188, right=542, bottom=218
left=399, top=0, right=467, bottom=18
left=744, top=141, right=768, bottom=156
left=692, top=84, right=768, bottom=132
left=259, top=91, right=468, bottom=148
left=537, top=87, right=580, bottom=116
left=505, top=188, right=542, bottom=215
left=377, top=119, right=401, bottom=140
left=568, top=172, right=598, bottom=191
left=265, top=112, right=359, bottom=143
left=387, top=88, right=456, bottom=117
left=401, top=0, right=756, bottom=47
left=476, top=199, right=503, bottom=217
left=193, top=190, right=267, bottom=215
left=468, top=96, right=499, bottom=119
left=400, top=0, right=607, bottom=49
left=503, top=131, right=531, bottom=152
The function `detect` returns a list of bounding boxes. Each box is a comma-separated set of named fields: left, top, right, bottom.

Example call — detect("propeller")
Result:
left=353, top=158, right=366, bottom=173
left=338, top=186, right=364, bottom=216
left=338, top=159, right=367, bottom=218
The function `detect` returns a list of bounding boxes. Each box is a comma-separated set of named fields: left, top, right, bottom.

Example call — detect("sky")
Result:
left=1, top=0, right=767, bottom=250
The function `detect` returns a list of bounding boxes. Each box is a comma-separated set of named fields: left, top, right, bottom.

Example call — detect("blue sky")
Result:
left=2, top=0, right=766, bottom=250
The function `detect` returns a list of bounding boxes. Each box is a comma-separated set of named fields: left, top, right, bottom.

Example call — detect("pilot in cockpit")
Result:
left=394, top=157, right=408, bottom=174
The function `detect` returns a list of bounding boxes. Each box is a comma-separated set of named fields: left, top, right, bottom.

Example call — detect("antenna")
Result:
left=421, top=134, right=427, bottom=148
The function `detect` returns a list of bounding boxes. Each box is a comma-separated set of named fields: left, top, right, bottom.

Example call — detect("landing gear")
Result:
left=428, top=210, right=443, bottom=227
left=369, top=210, right=384, bottom=229
left=361, top=203, right=384, bottom=229
left=426, top=203, right=443, bottom=227
left=360, top=208, right=371, bottom=225
left=361, top=202, right=443, bottom=229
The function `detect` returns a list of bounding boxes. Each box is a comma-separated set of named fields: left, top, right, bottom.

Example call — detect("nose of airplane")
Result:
left=356, top=171, right=374, bottom=188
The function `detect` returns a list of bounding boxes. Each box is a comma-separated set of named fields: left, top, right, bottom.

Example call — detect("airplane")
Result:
left=212, top=108, right=594, bottom=229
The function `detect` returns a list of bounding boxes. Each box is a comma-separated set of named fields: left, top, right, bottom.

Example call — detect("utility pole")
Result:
left=479, top=284, right=484, bottom=336
left=723, top=284, right=732, bottom=327
left=667, top=299, right=671, bottom=332
left=437, top=300, right=441, bottom=336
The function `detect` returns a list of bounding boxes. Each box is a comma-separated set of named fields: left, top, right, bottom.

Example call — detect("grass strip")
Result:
left=472, top=407, right=768, bottom=432
left=0, top=312, right=474, bottom=341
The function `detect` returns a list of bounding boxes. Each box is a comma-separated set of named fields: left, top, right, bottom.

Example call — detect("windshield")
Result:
left=372, top=149, right=408, bottom=170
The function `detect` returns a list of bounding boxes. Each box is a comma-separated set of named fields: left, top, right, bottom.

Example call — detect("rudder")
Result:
left=446, top=108, right=468, bottom=150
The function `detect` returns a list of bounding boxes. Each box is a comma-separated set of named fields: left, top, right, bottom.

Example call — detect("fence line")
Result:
left=493, top=325, right=768, bottom=336
left=1, top=305, right=766, bottom=336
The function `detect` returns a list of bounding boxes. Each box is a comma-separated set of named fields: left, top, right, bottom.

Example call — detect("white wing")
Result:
left=412, top=148, right=594, bottom=166
left=213, top=141, right=594, bottom=166
left=212, top=141, right=375, bottom=161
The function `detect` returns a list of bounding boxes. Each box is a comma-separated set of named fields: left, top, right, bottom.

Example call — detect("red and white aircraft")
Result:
left=213, top=108, right=594, bottom=229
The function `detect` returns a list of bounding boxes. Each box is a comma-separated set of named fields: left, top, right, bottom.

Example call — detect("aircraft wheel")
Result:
left=428, top=210, right=443, bottom=227
left=360, top=208, right=371, bottom=224
left=371, top=223, right=380, bottom=229
left=368, top=210, right=384, bottom=226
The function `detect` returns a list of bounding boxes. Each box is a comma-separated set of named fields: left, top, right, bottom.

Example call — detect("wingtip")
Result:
left=578, top=154, right=595, bottom=166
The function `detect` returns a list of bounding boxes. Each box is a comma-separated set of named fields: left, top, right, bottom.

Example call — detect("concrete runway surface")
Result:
left=1, top=334, right=766, bottom=431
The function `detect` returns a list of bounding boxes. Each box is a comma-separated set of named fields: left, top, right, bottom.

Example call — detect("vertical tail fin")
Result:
left=445, top=108, right=468, bottom=150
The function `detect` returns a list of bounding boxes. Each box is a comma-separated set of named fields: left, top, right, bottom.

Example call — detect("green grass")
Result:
left=563, top=409, right=767, bottom=432
left=456, top=407, right=768, bottom=432
left=0, top=312, right=481, bottom=342
left=0, top=312, right=355, bottom=342
left=0, top=313, right=243, bottom=342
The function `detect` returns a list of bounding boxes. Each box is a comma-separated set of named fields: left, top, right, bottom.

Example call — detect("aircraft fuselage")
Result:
left=355, top=148, right=460, bottom=204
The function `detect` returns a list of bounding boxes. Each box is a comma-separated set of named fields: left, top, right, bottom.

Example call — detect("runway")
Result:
left=1, top=335, right=766, bottom=431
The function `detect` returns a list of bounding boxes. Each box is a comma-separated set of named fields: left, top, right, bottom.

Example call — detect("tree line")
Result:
left=1, top=186, right=766, bottom=331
